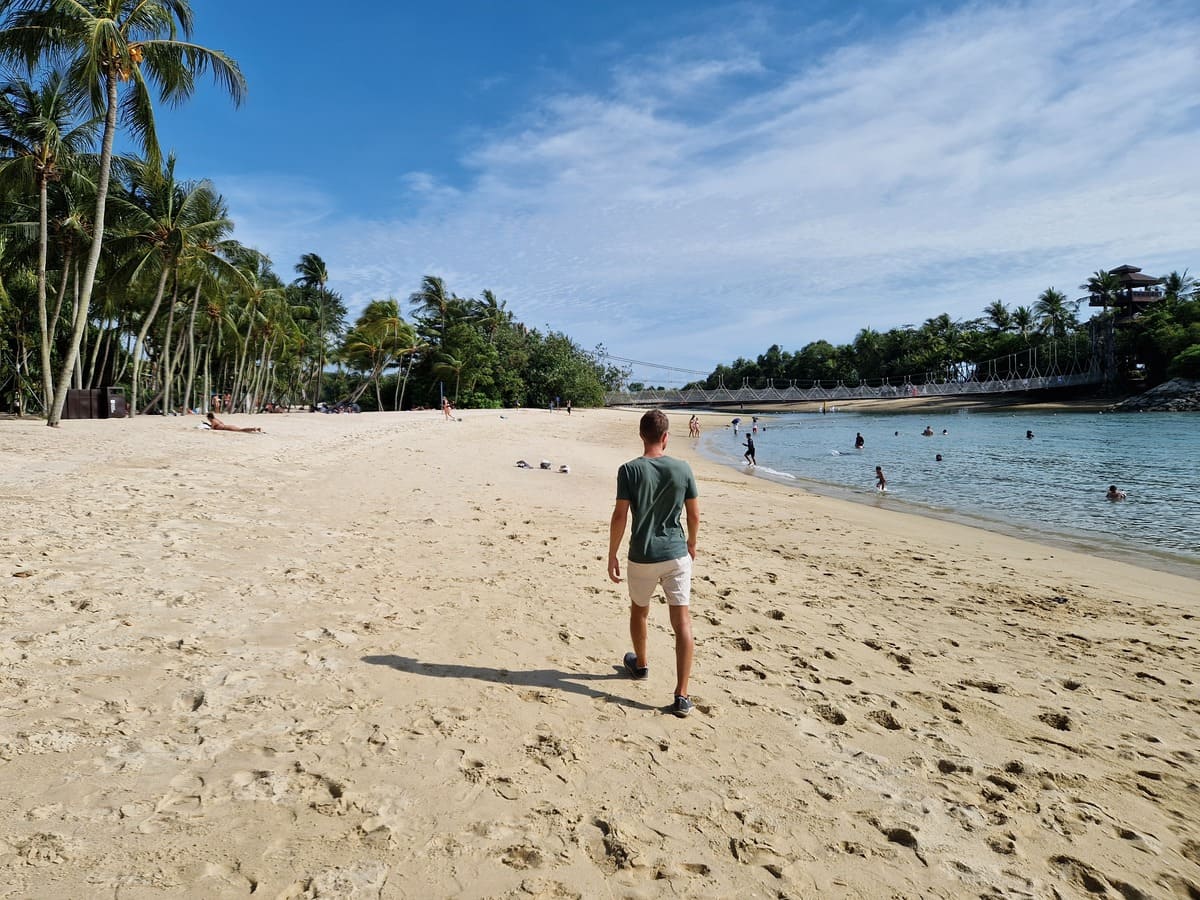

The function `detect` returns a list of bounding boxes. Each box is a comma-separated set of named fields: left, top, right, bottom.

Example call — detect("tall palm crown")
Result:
left=1034, top=287, right=1076, bottom=340
left=0, top=0, right=246, bottom=425
left=1080, top=270, right=1121, bottom=313
left=0, top=71, right=96, bottom=190
left=0, top=0, right=246, bottom=164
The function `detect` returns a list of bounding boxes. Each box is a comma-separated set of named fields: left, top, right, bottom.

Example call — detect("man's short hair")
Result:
left=640, top=409, right=669, bottom=443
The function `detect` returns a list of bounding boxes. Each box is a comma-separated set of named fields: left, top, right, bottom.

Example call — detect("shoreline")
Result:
left=1, top=409, right=1196, bottom=897
left=623, top=394, right=1123, bottom=414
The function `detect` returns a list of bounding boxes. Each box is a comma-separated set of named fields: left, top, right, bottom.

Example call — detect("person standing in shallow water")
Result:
left=608, top=410, right=700, bottom=718
left=743, top=433, right=756, bottom=466
left=855, top=432, right=865, bottom=450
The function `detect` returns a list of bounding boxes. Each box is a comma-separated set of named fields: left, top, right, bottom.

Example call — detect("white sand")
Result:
left=1, top=409, right=1196, bottom=898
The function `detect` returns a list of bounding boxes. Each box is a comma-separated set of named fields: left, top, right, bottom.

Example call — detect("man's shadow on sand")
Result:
left=361, top=655, right=662, bottom=713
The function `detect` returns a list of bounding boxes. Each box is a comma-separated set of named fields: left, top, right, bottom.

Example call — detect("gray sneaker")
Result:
left=623, top=652, right=648, bottom=680
left=673, top=695, right=693, bottom=717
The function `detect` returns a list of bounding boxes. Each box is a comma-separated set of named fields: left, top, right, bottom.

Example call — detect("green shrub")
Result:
left=1167, top=344, right=1200, bottom=379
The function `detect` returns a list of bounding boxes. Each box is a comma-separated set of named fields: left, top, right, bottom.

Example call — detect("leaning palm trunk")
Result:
left=398, top=352, right=417, bottom=411
left=182, top=283, right=202, bottom=413
left=161, top=282, right=181, bottom=414
left=47, top=74, right=119, bottom=427
left=35, top=177, right=53, bottom=411
left=130, top=265, right=173, bottom=415
left=248, top=338, right=266, bottom=410
left=86, top=319, right=112, bottom=388
left=49, top=244, right=72, bottom=341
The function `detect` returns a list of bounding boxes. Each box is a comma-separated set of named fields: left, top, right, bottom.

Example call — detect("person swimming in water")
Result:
left=854, top=432, right=865, bottom=450
left=1106, top=485, right=1127, bottom=501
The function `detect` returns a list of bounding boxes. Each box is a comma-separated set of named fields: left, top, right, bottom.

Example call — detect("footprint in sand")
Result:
left=813, top=704, right=847, bottom=726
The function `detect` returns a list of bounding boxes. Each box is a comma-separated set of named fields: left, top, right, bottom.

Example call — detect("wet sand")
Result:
left=1, top=409, right=1196, bottom=898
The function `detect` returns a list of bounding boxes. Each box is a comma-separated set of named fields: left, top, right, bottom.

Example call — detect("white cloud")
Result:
left=226, top=0, right=1200, bottom=380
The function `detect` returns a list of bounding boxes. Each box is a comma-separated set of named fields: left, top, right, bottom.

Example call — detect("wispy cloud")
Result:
left=227, top=0, right=1200, bottom=379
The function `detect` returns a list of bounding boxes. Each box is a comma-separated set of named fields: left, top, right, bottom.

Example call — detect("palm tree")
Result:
left=1161, top=270, right=1194, bottom=303
left=1012, top=305, right=1034, bottom=342
left=293, top=252, right=330, bottom=405
left=983, top=299, right=1011, bottom=334
left=1034, top=288, right=1077, bottom=340
left=340, top=299, right=412, bottom=409
left=0, top=71, right=98, bottom=411
left=0, top=0, right=246, bottom=426
left=107, top=154, right=233, bottom=414
left=471, top=289, right=510, bottom=345
left=432, top=352, right=465, bottom=403
left=410, top=274, right=453, bottom=345
left=1080, top=269, right=1121, bottom=315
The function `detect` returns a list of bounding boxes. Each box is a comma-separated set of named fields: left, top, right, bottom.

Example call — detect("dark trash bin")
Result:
left=63, top=388, right=103, bottom=419
left=106, top=387, right=127, bottom=418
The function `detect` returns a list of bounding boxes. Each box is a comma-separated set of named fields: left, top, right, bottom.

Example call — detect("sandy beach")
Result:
left=1, top=408, right=1197, bottom=899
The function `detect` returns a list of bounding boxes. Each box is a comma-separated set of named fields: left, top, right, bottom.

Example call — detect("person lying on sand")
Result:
left=206, top=412, right=263, bottom=433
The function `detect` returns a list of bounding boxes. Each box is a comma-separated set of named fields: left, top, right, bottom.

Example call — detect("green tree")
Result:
left=1161, top=270, right=1194, bottom=303
left=293, top=252, right=335, bottom=405
left=0, top=70, right=97, bottom=411
left=108, top=153, right=233, bottom=413
left=0, top=0, right=246, bottom=425
left=983, top=299, right=1011, bottom=334
left=1081, top=270, right=1121, bottom=314
left=1012, top=305, right=1034, bottom=341
left=339, top=298, right=413, bottom=409
left=1034, top=287, right=1077, bottom=340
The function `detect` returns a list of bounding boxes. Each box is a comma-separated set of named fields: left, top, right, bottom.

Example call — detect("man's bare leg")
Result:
left=669, top=605, right=694, bottom=698
left=629, top=603, right=650, bottom=668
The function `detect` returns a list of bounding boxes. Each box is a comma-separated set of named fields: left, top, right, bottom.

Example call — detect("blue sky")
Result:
left=156, top=0, right=1200, bottom=385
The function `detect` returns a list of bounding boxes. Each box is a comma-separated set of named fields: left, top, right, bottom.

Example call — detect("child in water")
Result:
left=743, top=434, right=756, bottom=466
left=875, top=466, right=886, bottom=491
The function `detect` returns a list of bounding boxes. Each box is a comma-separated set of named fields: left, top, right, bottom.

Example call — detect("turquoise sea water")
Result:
left=697, top=410, right=1200, bottom=579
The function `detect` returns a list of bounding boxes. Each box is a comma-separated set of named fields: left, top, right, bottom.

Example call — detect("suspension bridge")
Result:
left=601, top=333, right=1108, bottom=407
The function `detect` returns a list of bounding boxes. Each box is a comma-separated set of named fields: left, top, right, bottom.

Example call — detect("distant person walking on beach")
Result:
left=875, top=465, right=887, bottom=491
left=206, top=412, right=262, bottom=433
left=743, top=433, right=756, bottom=466
left=688, top=415, right=700, bottom=438
left=1106, top=485, right=1127, bottom=501
left=442, top=396, right=455, bottom=420
left=608, top=410, right=700, bottom=718
left=855, top=432, right=865, bottom=450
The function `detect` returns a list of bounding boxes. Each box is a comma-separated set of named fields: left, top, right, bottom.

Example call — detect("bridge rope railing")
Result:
left=604, top=337, right=1103, bottom=406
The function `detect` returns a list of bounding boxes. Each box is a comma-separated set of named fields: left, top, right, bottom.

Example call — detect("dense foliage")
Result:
left=686, top=279, right=1199, bottom=392
left=0, top=2, right=620, bottom=419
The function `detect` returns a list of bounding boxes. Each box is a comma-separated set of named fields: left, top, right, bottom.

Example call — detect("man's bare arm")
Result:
left=608, top=499, right=630, bottom=582
left=684, top=497, right=700, bottom=560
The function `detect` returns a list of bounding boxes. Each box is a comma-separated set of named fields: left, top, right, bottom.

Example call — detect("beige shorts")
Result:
left=627, top=555, right=692, bottom=607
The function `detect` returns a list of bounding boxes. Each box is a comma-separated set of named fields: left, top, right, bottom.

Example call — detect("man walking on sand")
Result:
left=608, top=409, right=701, bottom=717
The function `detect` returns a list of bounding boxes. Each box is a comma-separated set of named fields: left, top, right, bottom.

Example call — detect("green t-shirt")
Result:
left=616, top=455, right=698, bottom=564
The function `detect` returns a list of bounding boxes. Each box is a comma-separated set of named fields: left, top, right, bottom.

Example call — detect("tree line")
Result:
left=0, top=1, right=621, bottom=423
left=672, top=275, right=1199, bottom=393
